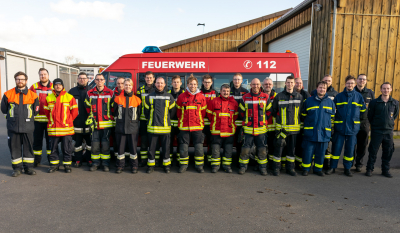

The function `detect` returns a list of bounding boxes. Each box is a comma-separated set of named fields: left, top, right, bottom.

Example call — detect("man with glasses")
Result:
left=69, top=72, right=92, bottom=168
left=29, top=68, right=53, bottom=167
left=85, top=74, right=114, bottom=172
left=354, top=74, right=375, bottom=172
left=1, top=72, right=39, bottom=177
left=262, top=78, right=277, bottom=168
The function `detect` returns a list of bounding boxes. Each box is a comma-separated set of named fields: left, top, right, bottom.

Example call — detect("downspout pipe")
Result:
left=329, top=0, right=338, bottom=76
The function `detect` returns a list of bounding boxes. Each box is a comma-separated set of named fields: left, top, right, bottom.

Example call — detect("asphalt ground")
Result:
left=0, top=116, right=399, bottom=232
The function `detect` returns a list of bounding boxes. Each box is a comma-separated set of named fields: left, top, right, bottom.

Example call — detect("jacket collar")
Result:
left=124, top=90, right=134, bottom=97
left=327, top=86, right=335, bottom=92
left=15, top=87, right=28, bottom=95
left=250, top=89, right=261, bottom=97
left=201, top=84, right=214, bottom=93
left=186, top=86, right=200, bottom=95
left=343, top=87, right=355, bottom=96
left=145, top=83, right=155, bottom=91
left=355, top=85, right=367, bottom=93
left=39, top=81, right=52, bottom=88
left=170, top=87, right=184, bottom=95
left=376, top=95, right=394, bottom=102
left=155, top=87, right=165, bottom=94
left=315, top=93, right=329, bottom=101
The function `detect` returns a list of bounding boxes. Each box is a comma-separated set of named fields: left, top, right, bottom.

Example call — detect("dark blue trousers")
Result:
left=330, top=133, right=357, bottom=169
left=302, top=140, right=328, bottom=172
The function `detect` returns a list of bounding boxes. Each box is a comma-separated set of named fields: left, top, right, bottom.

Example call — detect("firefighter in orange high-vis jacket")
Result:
left=44, top=79, right=78, bottom=173
left=206, top=84, right=238, bottom=173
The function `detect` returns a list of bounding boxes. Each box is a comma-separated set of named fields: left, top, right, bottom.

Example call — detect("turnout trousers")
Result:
left=116, top=133, right=139, bottom=169
left=354, top=120, right=370, bottom=168
left=267, top=131, right=275, bottom=165
left=139, top=120, right=149, bottom=162
left=273, top=134, right=297, bottom=170
left=148, top=133, right=171, bottom=167
left=302, top=140, right=328, bottom=172
left=170, top=126, right=180, bottom=163
left=330, top=133, right=357, bottom=170
left=91, top=128, right=111, bottom=166
left=203, top=125, right=212, bottom=163
left=33, top=121, right=51, bottom=164
left=8, top=131, right=34, bottom=170
left=74, top=133, right=91, bottom=163
left=49, top=136, right=73, bottom=167
left=210, top=135, right=234, bottom=167
left=366, top=132, right=394, bottom=172
left=178, top=131, right=204, bottom=166
left=240, top=133, right=268, bottom=169
left=295, top=130, right=304, bottom=166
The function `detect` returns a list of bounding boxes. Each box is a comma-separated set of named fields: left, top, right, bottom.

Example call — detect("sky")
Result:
left=0, top=0, right=303, bottom=65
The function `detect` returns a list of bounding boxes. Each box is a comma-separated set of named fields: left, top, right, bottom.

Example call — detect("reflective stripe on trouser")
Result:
left=32, top=121, right=51, bottom=163
left=178, top=130, right=204, bottom=165
left=49, top=135, right=74, bottom=166
left=8, top=131, right=35, bottom=170
left=330, top=133, right=357, bottom=169
left=302, top=140, right=328, bottom=172
left=147, top=134, right=171, bottom=167
left=139, top=120, right=149, bottom=161
left=273, top=134, right=296, bottom=163
left=240, top=133, right=268, bottom=168
left=210, top=135, right=234, bottom=166
left=74, top=133, right=91, bottom=162
left=91, top=128, right=111, bottom=166
left=115, top=132, right=139, bottom=168
left=295, top=129, right=304, bottom=163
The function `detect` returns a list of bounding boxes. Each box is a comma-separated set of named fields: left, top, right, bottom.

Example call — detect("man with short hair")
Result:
left=366, top=82, right=399, bottom=178
left=271, top=76, right=303, bottom=176
left=327, top=75, right=366, bottom=177
left=85, top=74, right=114, bottom=172
left=294, top=78, right=310, bottom=169
left=30, top=68, right=53, bottom=167
left=69, top=72, right=92, bottom=167
left=1, top=72, right=39, bottom=177
left=263, top=78, right=277, bottom=168
left=354, top=74, right=375, bottom=172
left=207, top=84, right=238, bottom=173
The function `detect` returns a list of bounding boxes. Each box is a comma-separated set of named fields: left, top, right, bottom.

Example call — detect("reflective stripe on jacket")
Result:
left=168, top=88, right=184, bottom=127
left=29, top=82, right=53, bottom=122
left=271, top=89, right=303, bottom=134
left=206, top=96, right=238, bottom=137
left=230, top=86, right=249, bottom=126
left=266, top=90, right=277, bottom=131
left=176, top=88, right=207, bottom=132
left=85, top=86, right=114, bottom=129
left=137, top=84, right=155, bottom=121
left=200, top=85, right=218, bottom=126
left=145, top=89, right=176, bottom=134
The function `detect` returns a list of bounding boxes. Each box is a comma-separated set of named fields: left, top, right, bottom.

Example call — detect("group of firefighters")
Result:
left=2, top=68, right=398, bottom=178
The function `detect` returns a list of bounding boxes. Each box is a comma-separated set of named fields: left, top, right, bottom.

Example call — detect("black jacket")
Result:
left=112, top=91, right=141, bottom=134
left=230, top=85, right=249, bottom=104
left=311, top=85, right=338, bottom=100
left=297, top=89, right=310, bottom=103
left=355, top=86, right=375, bottom=121
left=271, top=89, right=303, bottom=134
left=144, top=88, right=176, bottom=134
left=168, top=88, right=185, bottom=122
left=368, top=95, right=399, bottom=134
left=137, top=84, right=155, bottom=121
left=68, top=83, right=90, bottom=132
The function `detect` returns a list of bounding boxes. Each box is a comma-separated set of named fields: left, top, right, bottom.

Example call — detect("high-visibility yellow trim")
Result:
left=307, top=106, right=319, bottom=111
left=302, top=163, right=311, bottom=168
left=323, top=106, right=333, bottom=110
left=304, top=127, right=313, bottom=130
left=333, top=121, right=343, bottom=123
left=352, top=102, right=363, bottom=107
left=315, top=163, right=323, bottom=168
left=50, top=160, right=60, bottom=164
left=344, top=156, right=353, bottom=161
left=332, top=155, right=340, bottom=159
left=336, top=102, right=348, bottom=105
left=354, top=121, right=360, bottom=124
left=325, top=128, right=331, bottom=131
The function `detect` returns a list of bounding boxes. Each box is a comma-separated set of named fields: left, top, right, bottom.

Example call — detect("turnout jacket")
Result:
left=168, top=87, right=185, bottom=127
left=44, top=90, right=78, bottom=136
left=85, top=86, right=114, bottom=129
left=311, top=85, right=338, bottom=100
left=238, top=90, right=271, bottom=136
left=29, top=81, right=53, bottom=122
left=1, top=87, right=39, bottom=133
left=206, top=96, right=238, bottom=137
left=200, top=85, right=218, bottom=126
left=301, top=94, right=336, bottom=142
left=176, top=87, right=207, bottom=132
left=368, top=95, right=399, bottom=134
left=68, top=83, right=90, bottom=133
left=137, top=84, right=155, bottom=120
left=333, top=88, right=366, bottom=135
left=271, top=89, right=303, bottom=134
left=144, top=88, right=176, bottom=134
left=355, top=86, right=375, bottom=121
left=266, top=90, right=277, bottom=131
left=112, top=90, right=141, bottom=134
left=230, top=85, right=249, bottom=126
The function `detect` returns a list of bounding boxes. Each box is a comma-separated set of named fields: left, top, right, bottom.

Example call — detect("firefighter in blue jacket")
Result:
left=327, top=75, right=366, bottom=177
left=301, top=81, right=335, bottom=176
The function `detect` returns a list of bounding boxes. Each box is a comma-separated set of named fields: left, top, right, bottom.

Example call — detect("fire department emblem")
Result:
left=243, top=60, right=252, bottom=69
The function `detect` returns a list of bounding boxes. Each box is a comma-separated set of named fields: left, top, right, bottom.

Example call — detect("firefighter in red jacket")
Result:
left=206, top=84, right=238, bottom=173
left=238, top=78, right=271, bottom=176
left=29, top=68, right=53, bottom=167
left=1, top=72, right=39, bottom=177
left=44, top=79, right=78, bottom=173
left=85, top=73, right=114, bottom=172
left=176, top=74, right=207, bottom=173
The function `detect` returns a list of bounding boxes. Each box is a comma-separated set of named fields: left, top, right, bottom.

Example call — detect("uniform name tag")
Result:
left=26, top=119, right=30, bottom=121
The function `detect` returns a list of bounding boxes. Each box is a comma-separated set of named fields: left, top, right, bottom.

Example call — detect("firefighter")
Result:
left=29, top=68, right=53, bottom=167
left=262, top=78, right=277, bottom=169
left=301, top=81, right=335, bottom=176
left=294, top=78, right=310, bottom=169
left=271, top=76, right=303, bottom=176
left=311, top=74, right=338, bottom=170
left=112, top=78, right=141, bottom=174
left=44, top=79, right=78, bottom=173
left=366, top=82, right=399, bottom=178
left=176, top=74, right=207, bottom=173
left=230, top=73, right=249, bottom=164
left=137, top=71, right=156, bottom=167
left=327, top=75, right=366, bottom=177
left=1, top=72, right=39, bottom=177
left=354, top=74, right=375, bottom=172
left=200, top=74, right=218, bottom=165
left=238, top=78, right=271, bottom=176
left=68, top=72, right=91, bottom=168
left=168, top=75, right=184, bottom=166
left=207, top=84, right=238, bottom=173
left=113, top=77, right=129, bottom=164
left=85, top=74, right=114, bottom=172
left=144, top=77, right=176, bottom=174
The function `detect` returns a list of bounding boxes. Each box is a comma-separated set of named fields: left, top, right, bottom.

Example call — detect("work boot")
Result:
left=314, top=171, right=325, bottom=177
left=286, top=162, right=297, bottom=176
left=196, top=165, right=204, bottom=173
left=238, top=167, right=246, bottom=175
left=286, top=169, right=297, bottom=176
left=48, top=166, right=59, bottom=173
left=344, top=169, right=353, bottom=177
left=222, top=165, right=232, bottom=173
left=211, top=165, right=219, bottom=173
left=116, top=167, right=123, bottom=174
left=272, top=162, right=281, bottom=176
left=64, top=166, right=72, bottom=173
left=302, top=170, right=309, bottom=176
left=325, top=168, right=335, bottom=175
left=355, top=166, right=362, bottom=172
left=131, top=167, right=138, bottom=174
left=74, top=161, right=82, bottom=168
left=323, top=158, right=330, bottom=170
left=103, top=166, right=110, bottom=172
left=146, top=166, right=154, bottom=174
left=90, top=164, right=98, bottom=171
left=164, top=166, right=171, bottom=174
left=260, top=168, right=268, bottom=176
left=11, top=170, right=21, bottom=177
left=34, top=162, right=40, bottom=168
left=138, top=160, right=147, bottom=167
left=178, top=164, right=188, bottom=173
left=382, top=171, right=393, bottom=178
left=24, top=169, right=36, bottom=175
left=365, top=170, right=372, bottom=177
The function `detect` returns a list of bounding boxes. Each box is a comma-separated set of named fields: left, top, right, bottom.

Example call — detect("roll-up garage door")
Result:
left=268, top=24, right=311, bottom=89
